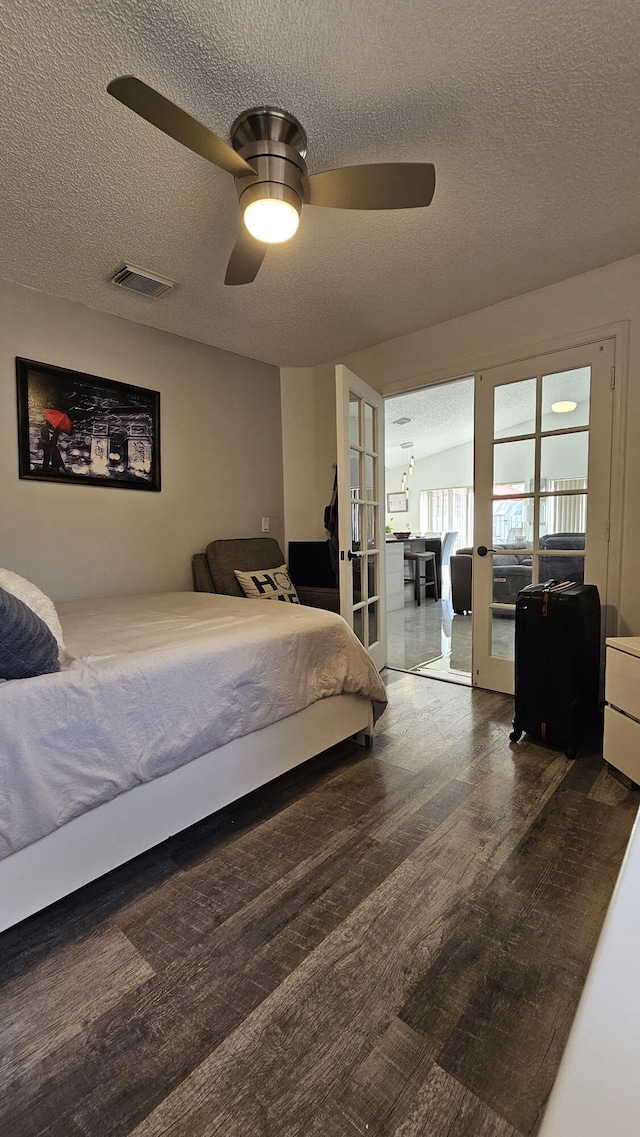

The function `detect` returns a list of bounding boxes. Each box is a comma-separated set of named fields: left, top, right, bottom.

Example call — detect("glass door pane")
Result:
left=349, top=392, right=361, bottom=445
left=540, top=432, right=589, bottom=485
left=491, top=611, right=516, bottom=660
left=492, top=498, right=534, bottom=548
left=474, top=347, right=611, bottom=695
left=487, top=378, right=538, bottom=676
left=493, top=437, right=535, bottom=494
left=494, top=377, right=536, bottom=438
left=365, top=412, right=381, bottom=648
left=336, top=365, right=386, bottom=668
left=541, top=367, right=590, bottom=429
left=364, top=402, right=375, bottom=451
left=539, top=495, right=587, bottom=540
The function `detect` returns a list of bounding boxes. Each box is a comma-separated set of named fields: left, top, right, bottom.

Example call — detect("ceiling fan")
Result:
left=107, top=76, right=436, bottom=286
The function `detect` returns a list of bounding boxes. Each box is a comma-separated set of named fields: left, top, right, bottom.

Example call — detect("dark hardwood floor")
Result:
left=1, top=673, right=637, bottom=1137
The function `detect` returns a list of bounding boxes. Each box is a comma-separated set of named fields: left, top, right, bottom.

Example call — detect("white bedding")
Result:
left=0, top=592, right=387, bottom=860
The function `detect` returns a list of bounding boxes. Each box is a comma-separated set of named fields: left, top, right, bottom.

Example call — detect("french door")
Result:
left=335, top=364, right=387, bottom=670
left=473, top=339, right=615, bottom=693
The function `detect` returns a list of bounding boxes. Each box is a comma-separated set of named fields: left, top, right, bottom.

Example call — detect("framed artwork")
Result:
left=16, top=358, right=161, bottom=491
left=387, top=491, right=408, bottom=512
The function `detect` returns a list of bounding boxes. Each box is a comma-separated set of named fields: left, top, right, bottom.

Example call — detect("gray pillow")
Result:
left=0, top=586, right=61, bottom=680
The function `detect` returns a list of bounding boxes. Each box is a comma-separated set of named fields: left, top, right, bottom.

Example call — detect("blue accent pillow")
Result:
left=0, top=586, right=61, bottom=680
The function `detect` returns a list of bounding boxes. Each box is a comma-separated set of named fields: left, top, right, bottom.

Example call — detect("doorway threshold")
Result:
left=386, top=664, right=472, bottom=688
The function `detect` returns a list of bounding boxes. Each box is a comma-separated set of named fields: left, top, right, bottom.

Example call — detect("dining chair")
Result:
left=441, top=531, right=459, bottom=567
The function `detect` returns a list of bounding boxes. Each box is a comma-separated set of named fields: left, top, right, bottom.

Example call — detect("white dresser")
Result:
left=385, top=540, right=405, bottom=612
left=603, top=637, right=640, bottom=785
left=538, top=637, right=640, bottom=1137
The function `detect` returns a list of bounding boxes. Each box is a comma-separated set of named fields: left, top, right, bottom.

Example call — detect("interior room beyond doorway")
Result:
left=385, top=377, right=475, bottom=684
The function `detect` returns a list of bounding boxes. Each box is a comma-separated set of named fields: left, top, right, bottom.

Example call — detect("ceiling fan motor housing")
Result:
left=230, top=107, right=308, bottom=213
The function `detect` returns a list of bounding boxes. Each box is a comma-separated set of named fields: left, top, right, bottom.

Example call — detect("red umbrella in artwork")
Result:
left=44, top=408, right=73, bottom=434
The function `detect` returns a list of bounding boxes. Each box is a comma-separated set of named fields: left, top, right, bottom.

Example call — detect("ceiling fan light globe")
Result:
left=243, top=198, right=300, bottom=244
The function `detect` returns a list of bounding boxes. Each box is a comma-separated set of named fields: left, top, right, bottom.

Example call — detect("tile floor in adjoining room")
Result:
left=387, top=594, right=473, bottom=679
left=386, top=575, right=514, bottom=683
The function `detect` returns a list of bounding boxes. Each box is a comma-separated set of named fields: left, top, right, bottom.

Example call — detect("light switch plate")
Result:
left=261, top=517, right=270, bottom=532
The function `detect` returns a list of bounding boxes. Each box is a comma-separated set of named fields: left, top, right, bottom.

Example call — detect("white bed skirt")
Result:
left=0, top=693, right=373, bottom=933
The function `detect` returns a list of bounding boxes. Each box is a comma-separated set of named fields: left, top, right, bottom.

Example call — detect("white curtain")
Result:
left=546, top=478, right=587, bottom=535
left=419, top=487, right=473, bottom=547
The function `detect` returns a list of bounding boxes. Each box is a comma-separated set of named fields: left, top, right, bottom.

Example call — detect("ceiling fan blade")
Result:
left=224, top=229, right=267, bottom=285
left=107, top=76, right=255, bottom=179
left=304, top=162, right=435, bottom=210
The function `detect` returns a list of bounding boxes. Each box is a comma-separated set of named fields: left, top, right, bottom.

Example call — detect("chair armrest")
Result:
left=450, top=554, right=472, bottom=613
left=296, top=586, right=341, bottom=613
left=192, top=553, right=215, bottom=593
left=451, top=555, right=472, bottom=586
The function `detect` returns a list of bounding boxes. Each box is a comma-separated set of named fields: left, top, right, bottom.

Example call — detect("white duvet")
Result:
left=0, top=592, right=387, bottom=859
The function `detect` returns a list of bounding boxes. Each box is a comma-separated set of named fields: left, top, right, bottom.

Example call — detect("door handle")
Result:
left=341, top=550, right=356, bottom=561
left=476, top=545, right=496, bottom=557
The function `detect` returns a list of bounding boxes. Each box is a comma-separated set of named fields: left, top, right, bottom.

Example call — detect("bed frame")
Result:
left=0, top=693, right=373, bottom=933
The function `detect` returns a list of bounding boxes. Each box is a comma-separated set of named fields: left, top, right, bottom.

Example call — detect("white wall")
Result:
left=0, top=281, right=283, bottom=601
left=280, top=362, right=336, bottom=546
left=281, top=252, right=640, bottom=634
left=386, top=441, right=474, bottom=532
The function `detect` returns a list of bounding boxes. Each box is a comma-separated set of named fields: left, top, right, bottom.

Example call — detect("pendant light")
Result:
left=400, top=441, right=413, bottom=503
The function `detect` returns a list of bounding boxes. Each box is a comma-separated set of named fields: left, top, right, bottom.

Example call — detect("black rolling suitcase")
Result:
left=510, top=581, right=601, bottom=759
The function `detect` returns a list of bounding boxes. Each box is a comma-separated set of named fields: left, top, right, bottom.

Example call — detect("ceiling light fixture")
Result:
left=107, top=80, right=437, bottom=284
left=400, top=441, right=414, bottom=499
left=243, top=194, right=301, bottom=244
left=551, top=400, right=577, bottom=413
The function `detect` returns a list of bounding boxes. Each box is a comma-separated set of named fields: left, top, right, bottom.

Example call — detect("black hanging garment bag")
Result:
left=510, top=581, right=601, bottom=759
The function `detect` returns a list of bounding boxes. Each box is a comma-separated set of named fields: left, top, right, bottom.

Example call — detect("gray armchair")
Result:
left=192, top=537, right=340, bottom=613
left=451, top=543, right=533, bottom=613
left=451, top=547, right=473, bottom=614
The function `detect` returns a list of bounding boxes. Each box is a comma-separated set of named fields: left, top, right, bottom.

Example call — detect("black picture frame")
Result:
left=16, top=358, right=161, bottom=491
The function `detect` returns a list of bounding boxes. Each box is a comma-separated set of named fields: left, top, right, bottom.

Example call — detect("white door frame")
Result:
left=336, top=364, right=387, bottom=670
left=473, top=338, right=615, bottom=693
left=379, top=321, right=629, bottom=648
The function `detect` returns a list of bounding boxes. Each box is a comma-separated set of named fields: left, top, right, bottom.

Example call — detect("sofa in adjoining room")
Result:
left=538, top=532, right=587, bottom=585
left=491, top=547, right=536, bottom=606
left=450, top=534, right=586, bottom=614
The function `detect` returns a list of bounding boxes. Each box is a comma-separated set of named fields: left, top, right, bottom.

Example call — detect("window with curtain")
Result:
left=544, top=477, right=588, bottom=536
left=419, top=487, right=474, bottom=548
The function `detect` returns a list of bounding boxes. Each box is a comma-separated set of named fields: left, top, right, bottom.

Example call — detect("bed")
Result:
left=0, top=591, right=387, bottom=932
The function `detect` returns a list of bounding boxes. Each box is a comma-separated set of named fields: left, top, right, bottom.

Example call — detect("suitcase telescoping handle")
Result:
left=476, top=546, right=496, bottom=557
left=541, top=579, right=572, bottom=616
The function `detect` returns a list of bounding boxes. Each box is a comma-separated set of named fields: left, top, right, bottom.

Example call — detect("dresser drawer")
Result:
left=606, top=646, right=640, bottom=722
left=603, top=706, right=640, bottom=784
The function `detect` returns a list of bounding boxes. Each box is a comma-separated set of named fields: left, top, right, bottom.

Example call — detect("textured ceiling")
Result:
left=386, top=379, right=475, bottom=466
left=1, top=0, right=640, bottom=367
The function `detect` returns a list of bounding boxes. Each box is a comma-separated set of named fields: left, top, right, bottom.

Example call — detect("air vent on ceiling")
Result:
left=110, top=263, right=176, bottom=298
left=393, top=416, right=411, bottom=425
